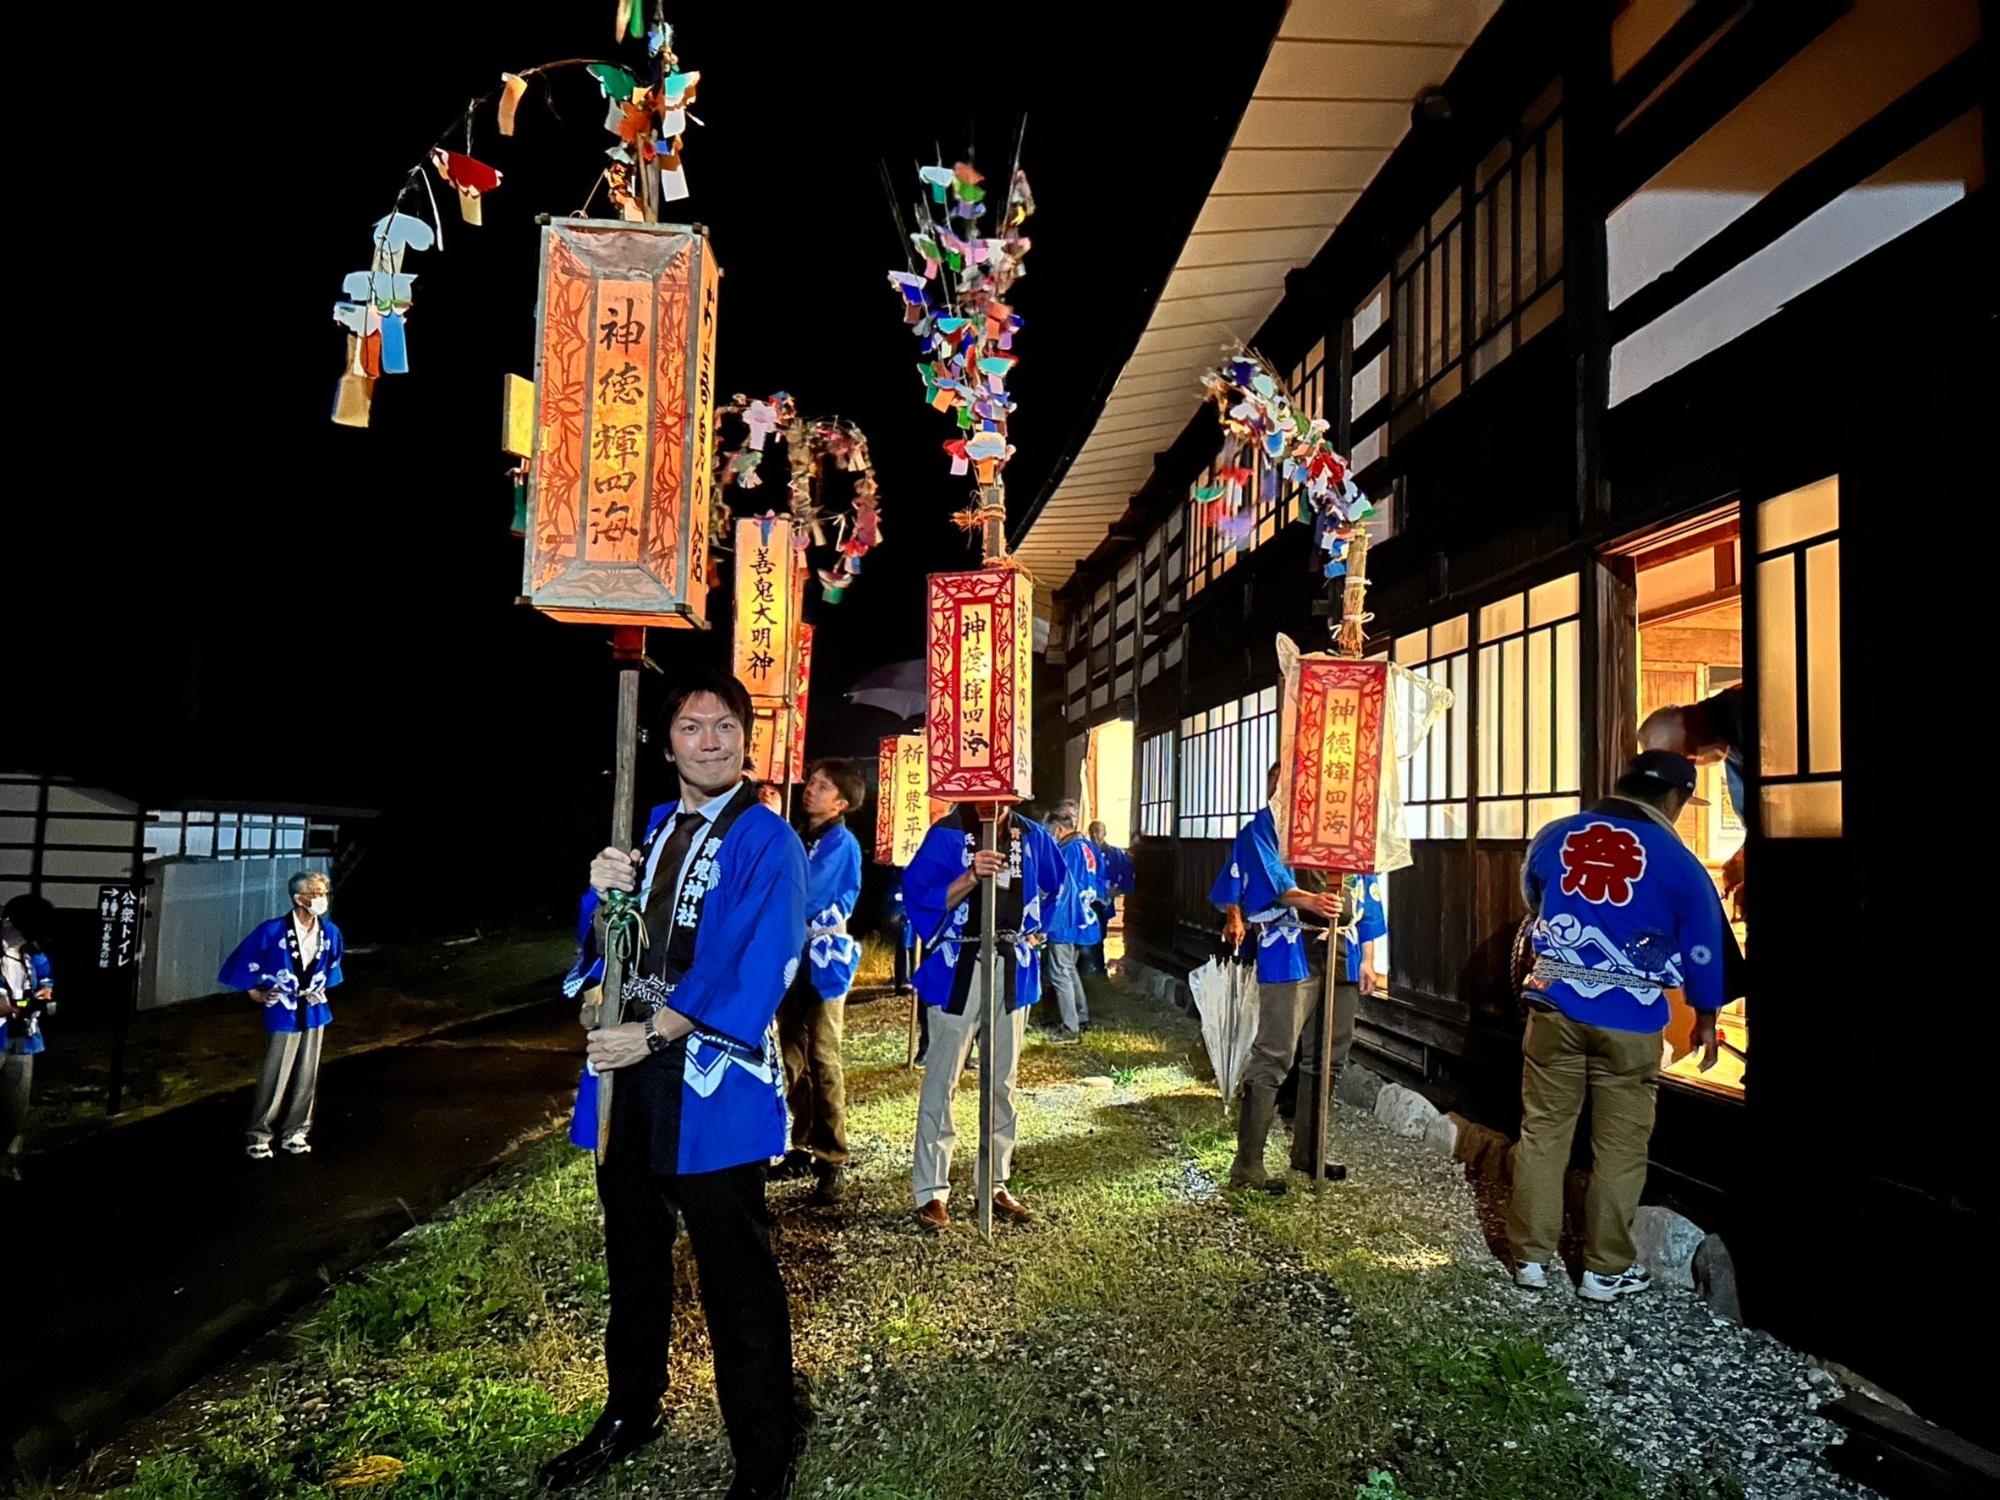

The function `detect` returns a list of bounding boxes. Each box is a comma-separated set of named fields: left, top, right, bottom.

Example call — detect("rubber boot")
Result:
left=1290, top=1069, right=1348, bottom=1182
left=1229, top=1084, right=1286, bottom=1193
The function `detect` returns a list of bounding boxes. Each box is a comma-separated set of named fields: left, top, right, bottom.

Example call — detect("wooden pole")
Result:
left=906, top=936, right=923, bottom=1068
left=595, top=626, right=647, bottom=1160
left=974, top=479, right=1007, bottom=1241
left=1313, top=526, right=1371, bottom=1194
left=975, top=809, right=1000, bottom=1242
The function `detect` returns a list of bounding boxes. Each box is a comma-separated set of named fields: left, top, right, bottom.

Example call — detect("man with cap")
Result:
left=1509, top=750, right=1727, bottom=1303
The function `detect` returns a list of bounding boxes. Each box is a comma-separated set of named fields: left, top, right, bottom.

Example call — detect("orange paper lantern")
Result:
left=523, top=220, right=719, bottom=626
left=1286, top=657, right=1389, bottom=871
left=926, top=569, right=1033, bottom=803
left=875, top=734, right=949, bottom=866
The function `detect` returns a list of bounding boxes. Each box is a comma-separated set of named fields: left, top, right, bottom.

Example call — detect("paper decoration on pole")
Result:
left=523, top=221, right=719, bottom=626
left=876, top=734, right=951, bottom=867
left=588, top=22, right=701, bottom=215
left=885, top=156, right=1034, bottom=517
left=714, top=394, right=884, bottom=602
left=1272, top=635, right=1455, bottom=876
left=329, top=30, right=708, bottom=429
left=1201, top=347, right=1374, bottom=582
left=926, top=569, right=1033, bottom=803
left=331, top=213, right=436, bottom=428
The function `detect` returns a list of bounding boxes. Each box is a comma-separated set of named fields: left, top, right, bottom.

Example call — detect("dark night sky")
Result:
left=39, top=5, right=1284, bottom=929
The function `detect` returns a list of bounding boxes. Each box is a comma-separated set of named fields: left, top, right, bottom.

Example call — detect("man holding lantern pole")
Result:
left=541, top=670, right=809, bottom=1498
left=1213, top=763, right=1378, bottom=1192
left=904, top=803, right=1068, bottom=1229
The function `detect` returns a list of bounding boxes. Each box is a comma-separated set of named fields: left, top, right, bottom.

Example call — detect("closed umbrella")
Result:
left=1189, top=956, right=1260, bottom=1106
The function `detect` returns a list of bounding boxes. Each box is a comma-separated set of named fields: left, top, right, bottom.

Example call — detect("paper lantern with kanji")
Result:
left=1286, top=656, right=1389, bottom=872
left=876, top=734, right=951, bottom=866
left=732, top=517, right=798, bottom=700
left=926, top=569, right=1033, bottom=803
left=523, top=220, right=718, bottom=626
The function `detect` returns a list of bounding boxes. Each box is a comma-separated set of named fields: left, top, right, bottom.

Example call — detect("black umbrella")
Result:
left=845, top=659, right=926, bottom=722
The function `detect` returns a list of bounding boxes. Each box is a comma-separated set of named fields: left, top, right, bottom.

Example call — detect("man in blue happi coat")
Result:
left=1211, top=764, right=1357, bottom=1192
left=775, top=758, right=865, bottom=1204
left=1, top=894, right=56, bottom=1181
left=1082, top=819, right=1134, bottom=978
left=538, top=671, right=809, bottom=1497
left=220, top=870, right=343, bottom=1160
left=1509, top=751, right=1726, bottom=1303
left=1040, top=802, right=1100, bottom=1037
left=904, top=803, right=1068, bottom=1230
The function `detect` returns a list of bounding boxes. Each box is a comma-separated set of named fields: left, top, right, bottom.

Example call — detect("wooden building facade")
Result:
left=1018, top=0, right=1990, bottom=1446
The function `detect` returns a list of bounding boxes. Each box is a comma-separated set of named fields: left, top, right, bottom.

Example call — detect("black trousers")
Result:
left=597, top=1154, right=798, bottom=1486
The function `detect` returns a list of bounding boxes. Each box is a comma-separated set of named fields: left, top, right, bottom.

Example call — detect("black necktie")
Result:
left=639, top=810, right=708, bottom=973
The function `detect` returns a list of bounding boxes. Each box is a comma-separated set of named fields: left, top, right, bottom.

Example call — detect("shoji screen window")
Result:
left=1393, top=617, right=1470, bottom=839
left=1138, top=731, right=1175, bottom=837
left=1177, top=688, right=1279, bottom=840
left=1754, top=478, right=1841, bottom=836
left=1477, top=575, right=1582, bottom=839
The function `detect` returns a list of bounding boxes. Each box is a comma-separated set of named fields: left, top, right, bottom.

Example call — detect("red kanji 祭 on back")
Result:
left=1557, top=822, right=1648, bottom=906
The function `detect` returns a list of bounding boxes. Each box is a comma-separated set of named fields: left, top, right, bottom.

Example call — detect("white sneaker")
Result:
left=1513, top=1260, right=1552, bottom=1290
left=280, top=1136, right=312, bottom=1155
left=246, top=1142, right=274, bottom=1160
left=1579, top=1265, right=1652, bottom=1302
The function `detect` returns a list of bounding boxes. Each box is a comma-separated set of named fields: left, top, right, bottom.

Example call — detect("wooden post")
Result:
left=906, top=936, right=923, bottom=1068
left=1314, top=526, right=1371, bottom=1193
left=974, top=807, right=1000, bottom=1242
left=594, top=626, right=648, bottom=1159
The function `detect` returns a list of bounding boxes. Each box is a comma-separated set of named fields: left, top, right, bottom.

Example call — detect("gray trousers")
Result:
left=246, top=1026, right=325, bottom=1147
left=1044, top=942, right=1088, bottom=1032
left=1240, top=974, right=1360, bottom=1096
left=1, top=1051, right=32, bottom=1163
left=912, top=974, right=1026, bottom=1207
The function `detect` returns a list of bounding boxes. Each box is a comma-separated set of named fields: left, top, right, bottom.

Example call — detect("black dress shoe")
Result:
left=536, top=1408, right=665, bottom=1490
left=772, top=1149, right=814, bottom=1180
left=1292, top=1161, right=1349, bottom=1182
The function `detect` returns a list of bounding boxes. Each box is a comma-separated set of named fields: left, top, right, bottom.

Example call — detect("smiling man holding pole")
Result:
left=542, top=669, right=809, bottom=1498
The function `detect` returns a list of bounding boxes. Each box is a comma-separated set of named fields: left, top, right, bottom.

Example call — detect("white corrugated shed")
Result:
left=1013, top=0, right=1499, bottom=591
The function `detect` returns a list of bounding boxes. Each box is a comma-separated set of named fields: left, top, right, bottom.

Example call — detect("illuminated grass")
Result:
left=48, top=981, right=1746, bottom=1500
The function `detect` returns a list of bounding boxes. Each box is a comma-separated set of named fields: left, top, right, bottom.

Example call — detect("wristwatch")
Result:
left=644, top=1011, right=672, bottom=1055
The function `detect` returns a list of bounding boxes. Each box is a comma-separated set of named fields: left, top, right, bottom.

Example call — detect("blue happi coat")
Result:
left=2, top=946, right=54, bottom=1056
left=1044, top=833, right=1101, bottom=946
left=564, top=794, right=808, bottom=1174
left=1343, top=873, right=1389, bottom=985
left=905, top=810, right=1069, bottom=1014
left=1094, top=842, right=1135, bottom=901
left=1521, top=798, right=1726, bottom=1034
left=219, top=915, right=346, bottom=1033
left=802, top=817, right=863, bottom=1000
left=1211, top=808, right=1317, bottom=983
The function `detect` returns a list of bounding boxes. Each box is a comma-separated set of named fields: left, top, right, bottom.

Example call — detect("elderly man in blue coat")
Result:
left=220, top=870, right=344, bottom=1160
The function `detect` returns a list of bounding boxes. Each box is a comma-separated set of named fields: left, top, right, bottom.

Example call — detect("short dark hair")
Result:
left=660, top=670, right=753, bottom=735
left=810, top=758, right=866, bottom=812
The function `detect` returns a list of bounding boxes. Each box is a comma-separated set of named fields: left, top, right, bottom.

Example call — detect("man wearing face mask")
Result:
left=540, top=670, right=810, bottom=1498
left=220, top=870, right=344, bottom=1160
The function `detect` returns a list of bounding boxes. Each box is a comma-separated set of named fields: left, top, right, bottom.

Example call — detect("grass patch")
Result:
left=53, top=983, right=1753, bottom=1500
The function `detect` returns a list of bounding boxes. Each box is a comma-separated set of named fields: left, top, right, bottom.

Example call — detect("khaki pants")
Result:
left=777, top=977, right=848, bottom=1165
left=912, top=971, right=1025, bottom=1207
left=246, top=1026, right=325, bottom=1148
left=1506, top=1007, right=1661, bottom=1275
